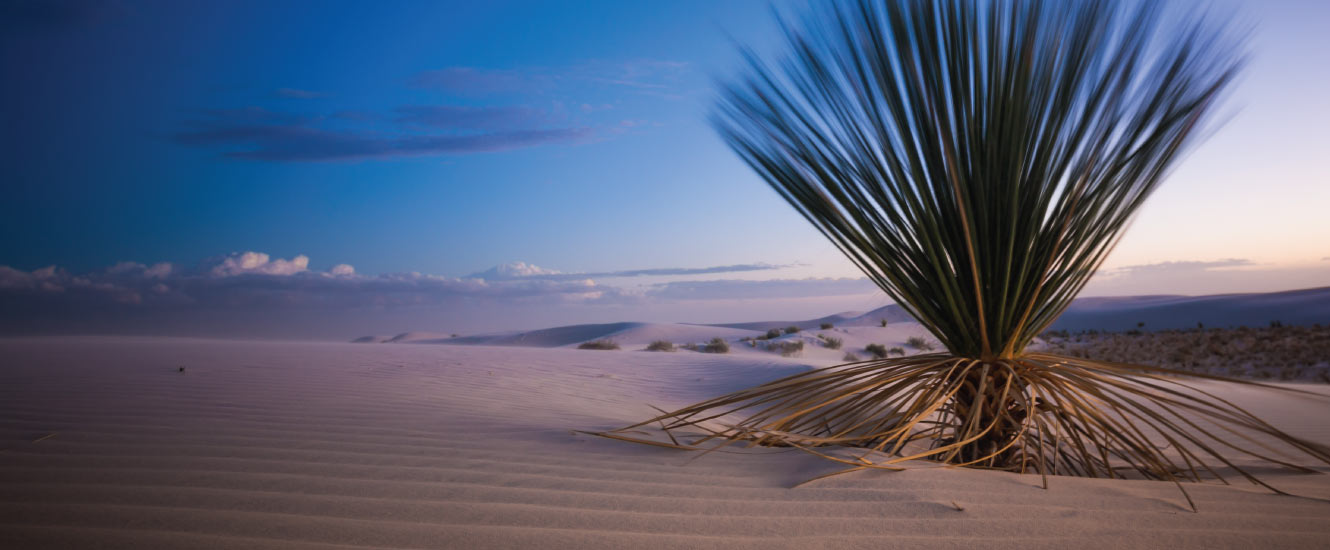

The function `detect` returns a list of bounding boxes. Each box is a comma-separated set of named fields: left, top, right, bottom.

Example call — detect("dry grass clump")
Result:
left=645, top=340, right=676, bottom=352
left=1040, top=324, right=1330, bottom=382
left=864, top=343, right=888, bottom=359
left=820, top=335, right=843, bottom=350
left=577, top=339, right=620, bottom=351
left=785, top=326, right=801, bottom=335
left=693, top=337, right=729, bottom=354
left=906, top=336, right=935, bottom=351
left=821, top=323, right=835, bottom=330
left=843, top=352, right=861, bottom=362
left=764, top=339, right=805, bottom=357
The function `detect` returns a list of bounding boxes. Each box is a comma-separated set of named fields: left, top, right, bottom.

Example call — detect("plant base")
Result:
left=596, top=353, right=1330, bottom=511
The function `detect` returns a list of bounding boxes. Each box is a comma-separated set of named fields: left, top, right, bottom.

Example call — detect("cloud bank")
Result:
left=174, top=107, right=593, bottom=162
left=0, top=254, right=882, bottom=337
left=466, top=261, right=797, bottom=281
left=175, top=60, right=689, bottom=163
left=0, top=253, right=620, bottom=313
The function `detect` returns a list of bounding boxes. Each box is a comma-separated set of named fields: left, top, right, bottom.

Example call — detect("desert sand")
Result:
left=2, top=333, right=1329, bottom=549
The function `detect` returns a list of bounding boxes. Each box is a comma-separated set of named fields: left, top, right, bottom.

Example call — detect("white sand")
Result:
left=2, top=336, right=1329, bottom=549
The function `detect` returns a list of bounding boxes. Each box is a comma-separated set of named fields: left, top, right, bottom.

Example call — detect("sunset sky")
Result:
left=3, top=0, right=1328, bottom=337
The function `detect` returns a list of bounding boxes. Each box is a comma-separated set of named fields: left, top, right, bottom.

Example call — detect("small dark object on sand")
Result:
left=178, top=366, right=185, bottom=373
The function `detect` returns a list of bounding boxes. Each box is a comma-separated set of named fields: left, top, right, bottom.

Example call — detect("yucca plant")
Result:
left=597, top=0, right=1330, bottom=509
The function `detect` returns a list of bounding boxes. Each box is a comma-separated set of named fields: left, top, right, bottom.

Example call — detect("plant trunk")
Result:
left=945, top=362, right=1027, bottom=468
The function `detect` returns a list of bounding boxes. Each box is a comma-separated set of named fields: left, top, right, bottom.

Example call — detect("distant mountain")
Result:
left=715, top=286, right=1330, bottom=334
left=1049, top=286, right=1330, bottom=332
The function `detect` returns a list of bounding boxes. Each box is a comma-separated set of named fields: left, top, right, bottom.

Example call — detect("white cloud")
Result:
left=207, top=252, right=310, bottom=277
left=329, top=264, right=356, bottom=276
left=144, top=263, right=173, bottom=278
left=467, top=261, right=562, bottom=280
left=1105, top=258, right=1254, bottom=275
left=647, top=277, right=879, bottom=300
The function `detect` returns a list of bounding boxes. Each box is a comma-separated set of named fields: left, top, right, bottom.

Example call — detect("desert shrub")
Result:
left=645, top=340, right=675, bottom=352
left=906, top=336, right=934, bottom=351
left=702, top=337, right=730, bottom=354
left=822, top=336, right=843, bottom=350
left=843, top=352, right=861, bottom=362
left=764, top=328, right=782, bottom=340
left=820, top=323, right=834, bottom=330
left=767, top=340, right=804, bottom=357
left=865, top=343, right=888, bottom=358
left=879, top=319, right=888, bottom=328
left=596, top=0, right=1326, bottom=507
left=578, top=339, right=620, bottom=351
left=1036, top=324, right=1330, bottom=382
left=889, top=346, right=906, bottom=356
left=784, top=325, right=801, bottom=335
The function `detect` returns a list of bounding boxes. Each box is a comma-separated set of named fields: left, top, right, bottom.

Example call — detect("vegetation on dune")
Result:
left=821, top=323, right=835, bottom=330
left=599, top=0, right=1329, bottom=509
left=905, top=336, right=934, bottom=351
left=784, top=325, right=801, bottom=335
left=1042, top=324, right=1330, bottom=382
left=645, top=340, right=676, bottom=352
left=864, top=343, right=889, bottom=359
left=577, top=339, right=620, bottom=351
left=704, top=337, right=730, bottom=354
left=765, top=339, right=805, bottom=357
left=696, top=337, right=729, bottom=354
left=821, top=335, right=843, bottom=350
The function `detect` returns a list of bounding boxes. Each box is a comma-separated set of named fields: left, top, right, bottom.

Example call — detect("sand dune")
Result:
left=410, top=319, right=942, bottom=366
left=707, top=305, right=917, bottom=332
left=2, top=336, right=1329, bottom=549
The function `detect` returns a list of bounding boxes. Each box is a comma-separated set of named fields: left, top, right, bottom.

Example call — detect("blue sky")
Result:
left=2, top=0, right=1328, bottom=337
left=3, top=0, right=805, bottom=277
